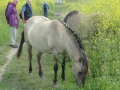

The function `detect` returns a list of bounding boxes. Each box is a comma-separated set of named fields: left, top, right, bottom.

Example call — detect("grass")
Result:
left=1, top=45, right=119, bottom=90
left=0, top=45, right=78, bottom=90
left=0, top=0, right=120, bottom=89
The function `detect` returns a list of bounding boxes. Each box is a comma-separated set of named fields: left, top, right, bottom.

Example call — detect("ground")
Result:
left=0, top=48, right=17, bottom=81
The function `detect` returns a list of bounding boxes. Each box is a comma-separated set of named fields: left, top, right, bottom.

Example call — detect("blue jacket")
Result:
left=42, top=3, right=49, bottom=11
left=22, top=3, right=32, bottom=20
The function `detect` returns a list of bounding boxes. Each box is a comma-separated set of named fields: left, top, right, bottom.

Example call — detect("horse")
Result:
left=64, top=10, right=99, bottom=40
left=17, top=16, right=88, bottom=86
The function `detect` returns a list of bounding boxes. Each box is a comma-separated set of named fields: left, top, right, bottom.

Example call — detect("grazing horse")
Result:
left=64, top=10, right=99, bottom=39
left=17, top=16, right=88, bottom=86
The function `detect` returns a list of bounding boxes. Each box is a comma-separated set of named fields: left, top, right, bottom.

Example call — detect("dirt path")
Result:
left=54, top=12, right=66, bottom=18
left=0, top=48, right=18, bottom=81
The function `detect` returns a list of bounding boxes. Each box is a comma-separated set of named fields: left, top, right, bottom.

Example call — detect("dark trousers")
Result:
left=44, top=10, right=48, bottom=17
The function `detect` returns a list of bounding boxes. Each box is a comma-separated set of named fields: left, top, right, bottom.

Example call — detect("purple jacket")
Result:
left=6, top=2, right=19, bottom=28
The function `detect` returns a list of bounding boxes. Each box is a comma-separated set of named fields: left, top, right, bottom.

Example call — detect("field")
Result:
left=0, top=0, right=120, bottom=90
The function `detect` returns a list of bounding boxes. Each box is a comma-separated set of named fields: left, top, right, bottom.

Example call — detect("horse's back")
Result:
left=64, top=11, right=99, bottom=39
left=24, top=17, right=65, bottom=53
left=64, top=11, right=84, bottom=31
left=26, top=16, right=50, bottom=29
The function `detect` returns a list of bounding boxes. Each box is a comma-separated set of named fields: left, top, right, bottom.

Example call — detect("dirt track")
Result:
left=0, top=48, right=18, bottom=81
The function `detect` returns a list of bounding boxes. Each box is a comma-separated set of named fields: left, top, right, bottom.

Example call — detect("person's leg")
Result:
left=10, top=26, right=18, bottom=48
left=10, top=26, right=15, bottom=45
left=44, top=10, right=46, bottom=17
left=56, top=0, right=58, bottom=4
left=46, top=10, right=48, bottom=17
left=44, top=10, right=48, bottom=17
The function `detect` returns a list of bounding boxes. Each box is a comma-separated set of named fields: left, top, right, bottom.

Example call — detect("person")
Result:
left=42, top=0, right=49, bottom=17
left=21, top=0, right=32, bottom=24
left=55, top=0, right=61, bottom=4
left=5, top=0, right=19, bottom=48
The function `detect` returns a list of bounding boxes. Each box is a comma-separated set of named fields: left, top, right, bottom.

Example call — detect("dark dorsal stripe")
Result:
left=64, top=10, right=79, bottom=23
left=58, top=19, right=84, bottom=50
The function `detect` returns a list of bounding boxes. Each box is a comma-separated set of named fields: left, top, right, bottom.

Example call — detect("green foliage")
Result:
left=64, top=0, right=120, bottom=89
left=0, top=0, right=120, bottom=89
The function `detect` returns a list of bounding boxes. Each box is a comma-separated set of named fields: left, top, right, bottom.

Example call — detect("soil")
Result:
left=0, top=48, right=18, bottom=81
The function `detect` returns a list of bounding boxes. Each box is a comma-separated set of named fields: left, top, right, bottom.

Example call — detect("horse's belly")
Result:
left=27, top=26, right=65, bottom=54
left=30, top=41, right=51, bottom=53
left=30, top=40, right=65, bottom=54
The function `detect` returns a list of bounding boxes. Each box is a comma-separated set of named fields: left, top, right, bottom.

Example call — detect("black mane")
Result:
left=58, top=19, right=84, bottom=50
left=58, top=19, right=88, bottom=74
left=64, top=10, right=79, bottom=23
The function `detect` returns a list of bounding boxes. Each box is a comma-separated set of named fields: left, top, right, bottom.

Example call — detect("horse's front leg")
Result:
left=28, top=45, right=32, bottom=74
left=61, top=54, right=66, bottom=81
left=37, top=52, right=44, bottom=78
left=53, top=53, right=58, bottom=86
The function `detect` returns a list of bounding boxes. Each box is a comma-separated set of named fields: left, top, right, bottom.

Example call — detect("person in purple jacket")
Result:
left=6, top=0, right=19, bottom=48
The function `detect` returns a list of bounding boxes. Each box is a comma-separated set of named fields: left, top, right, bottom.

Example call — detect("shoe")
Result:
left=10, top=45, right=19, bottom=48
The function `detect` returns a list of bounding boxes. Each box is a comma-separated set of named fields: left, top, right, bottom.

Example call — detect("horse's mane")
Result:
left=58, top=19, right=88, bottom=74
left=64, top=10, right=79, bottom=23
left=58, top=19, right=84, bottom=50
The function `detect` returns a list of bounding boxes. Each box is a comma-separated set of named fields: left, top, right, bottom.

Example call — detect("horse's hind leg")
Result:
left=28, top=45, right=32, bottom=74
left=37, top=52, right=44, bottom=78
left=61, top=54, right=66, bottom=81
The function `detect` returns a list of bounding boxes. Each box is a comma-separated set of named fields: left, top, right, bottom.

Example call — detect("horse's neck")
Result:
left=57, top=20, right=81, bottom=61
left=63, top=31, right=81, bottom=61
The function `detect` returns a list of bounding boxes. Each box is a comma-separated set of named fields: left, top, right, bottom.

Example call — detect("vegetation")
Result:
left=0, top=0, right=120, bottom=90
left=65, top=0, right=120, bottom=89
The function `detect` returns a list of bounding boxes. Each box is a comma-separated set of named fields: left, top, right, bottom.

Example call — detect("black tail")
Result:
left=17, top=31, right=25, bottom=59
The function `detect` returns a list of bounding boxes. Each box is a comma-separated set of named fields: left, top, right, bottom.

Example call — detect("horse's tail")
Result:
left=17, top=31, right=25, bottom=59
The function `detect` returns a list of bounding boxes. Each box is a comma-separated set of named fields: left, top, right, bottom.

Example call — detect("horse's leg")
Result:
left=52, top=53, right=58, bottom=85
left=28, top=45, right=32, bottom=74
left=37, top=52, right=44, bottom=78
left=61, top=54, right=66, bottom=81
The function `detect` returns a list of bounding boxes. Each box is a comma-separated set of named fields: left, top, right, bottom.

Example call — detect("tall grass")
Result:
left=64, top=0, right=120, bottom=89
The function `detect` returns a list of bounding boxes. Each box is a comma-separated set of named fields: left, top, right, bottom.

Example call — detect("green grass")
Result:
left=0, top=46, right=119, bottom=90
left=0, top=0, right=120, bottom=89
left=0, top=45, right=77, bottom=90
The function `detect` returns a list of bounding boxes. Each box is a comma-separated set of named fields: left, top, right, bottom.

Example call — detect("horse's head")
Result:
left=72, top=52, right=88, bottom=86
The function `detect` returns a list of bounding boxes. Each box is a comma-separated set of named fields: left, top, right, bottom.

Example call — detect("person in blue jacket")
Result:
left=42, top=1, right=49, bottom=17
left=21, top=0, right=32, bottom=24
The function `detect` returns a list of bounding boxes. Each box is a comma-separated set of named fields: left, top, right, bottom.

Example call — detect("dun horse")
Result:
left=64, top=10, right=99, bottom=39
left=17, top=16, right=88, bottom=86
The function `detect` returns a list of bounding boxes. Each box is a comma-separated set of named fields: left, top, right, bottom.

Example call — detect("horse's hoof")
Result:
left=29, top=73, right=33, bottom=76
left=62, top=80, right=66, bottom=82
left=53, top=84, right=59, bottom=88
left=41, top=76, right=45, bottom=79
left=29, top=71, right=32, bottom=73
